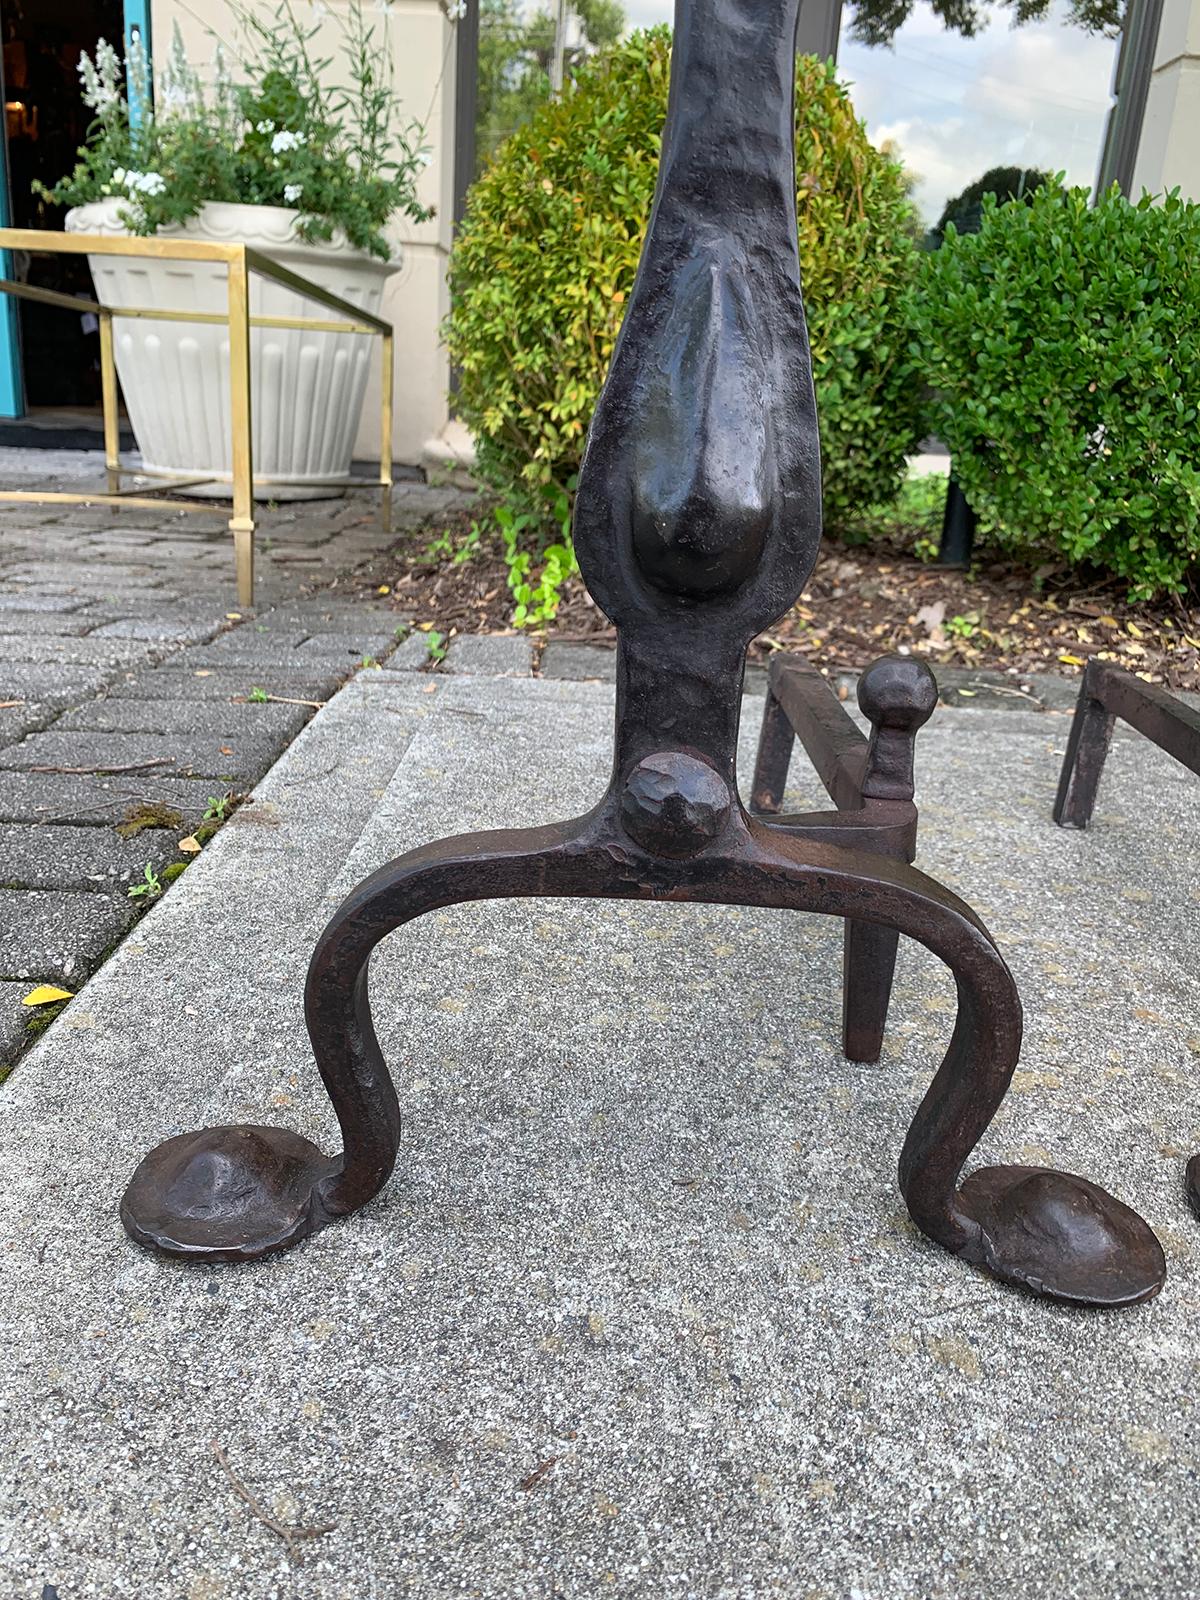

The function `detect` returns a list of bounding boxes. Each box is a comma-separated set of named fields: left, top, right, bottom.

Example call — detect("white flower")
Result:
left=256, top=119, right=275, bottom=134
left=271, top=129, right=303, bottom=154
left=284, top=183, right=303, bottom=204
left=117, top=169, right=167, bottom=197
left=445, top=0, right=467, bottom=18
left=417, top=150, right=432, bottom=168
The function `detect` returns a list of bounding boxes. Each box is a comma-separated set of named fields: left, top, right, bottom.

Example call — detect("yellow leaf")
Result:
left=1127, top=621, right=1144, bottom=638
left=1099, top=615, right=1118, bottom=627
left=1058, top=653, right=1086, bottom=667
left=178, top=835, right=202, bottom=854
left=22, top=985, right=73, bottom=1007
left=225, top=612, right=242, bottom=621
left=194, top=670, right=212, bottom=678
left=377, top=585, right=391, bottom=595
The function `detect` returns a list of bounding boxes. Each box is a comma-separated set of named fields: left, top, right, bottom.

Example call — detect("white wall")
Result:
left=151, top=0, right=460, bottom=465
left=1133, top=0, right=1200, bottom=197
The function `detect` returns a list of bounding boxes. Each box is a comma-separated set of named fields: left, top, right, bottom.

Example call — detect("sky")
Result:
left=617, top=0, right=1120, bottom=224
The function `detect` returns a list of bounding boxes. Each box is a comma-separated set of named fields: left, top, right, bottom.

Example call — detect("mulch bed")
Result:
left=357, top=512, right=1200, bottom=692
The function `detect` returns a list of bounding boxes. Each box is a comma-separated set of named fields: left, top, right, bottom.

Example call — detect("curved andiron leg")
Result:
left=121, top=820, right=594, bottom=1261
left=736, top=826, right=1166, bottom=1309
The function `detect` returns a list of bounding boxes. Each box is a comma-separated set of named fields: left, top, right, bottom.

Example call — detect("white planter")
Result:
left=66, top=200, right=399, bottom=501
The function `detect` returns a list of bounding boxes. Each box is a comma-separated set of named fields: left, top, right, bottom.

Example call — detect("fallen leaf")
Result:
left=377, top=585, right=391, bottom=595
left=225, top=612, right=242, bottom=621
left=1098, top=615, right=1119, bottom=627
left=178, top=835, right=202, bottom=854
left=915, top=601, right=946, bottom=635
left=1058, top=653, right=1086, bottom=667
left=194, top=670, right=212, bottom=678
left=23, top=985, right=73, bottom=1007
left=219, top=746, right=233, bottom=756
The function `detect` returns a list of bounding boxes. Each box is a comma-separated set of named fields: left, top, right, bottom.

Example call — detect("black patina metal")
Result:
left=751, top=653, right=937, bottom=1064
left=122, top=0, right=1165, bottom=1308
left=1055, top=657, right=1200, bottom=1220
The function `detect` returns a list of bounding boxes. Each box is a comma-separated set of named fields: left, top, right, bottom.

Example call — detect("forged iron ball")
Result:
left=620, top=751, right=731, bottom=858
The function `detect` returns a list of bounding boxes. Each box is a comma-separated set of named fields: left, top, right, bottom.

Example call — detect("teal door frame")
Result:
left=0, top=0, right=153, bottom=416
left=0, top=26, right=23, bottom=417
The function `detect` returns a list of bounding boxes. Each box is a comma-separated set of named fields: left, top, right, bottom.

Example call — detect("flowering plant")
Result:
left=36, top=2, right=431, bottom=261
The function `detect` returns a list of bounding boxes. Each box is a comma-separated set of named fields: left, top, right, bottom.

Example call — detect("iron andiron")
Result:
left=122, top=0, right=1165, bottom=1308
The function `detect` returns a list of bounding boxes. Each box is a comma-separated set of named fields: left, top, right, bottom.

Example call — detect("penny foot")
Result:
left=121, top=1124, right=336, bottom=1262
left=957, top=1164, right=1165, bottom=1308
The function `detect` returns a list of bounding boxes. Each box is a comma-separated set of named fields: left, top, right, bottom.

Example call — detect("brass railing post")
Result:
left=380, top=326, right=394, bottom=534
left=226, top=244, right=255, bottom=608
left=98, top=308, right=121, bottom=497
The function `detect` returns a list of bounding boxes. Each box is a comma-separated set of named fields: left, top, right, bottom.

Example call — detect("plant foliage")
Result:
left=909, top=186, right=1200, bottom=598
left=476, top=0, right=624, bottom=175
left=931, top=164, right=1054, bottom=244
left=447, top=31, right=923, bottom=623
left=844, top=0, right=1120, bottom=50
left=36, top=4, right=429, bottom=260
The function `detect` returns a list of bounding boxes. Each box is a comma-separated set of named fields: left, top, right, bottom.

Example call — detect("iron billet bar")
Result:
left=764, top=807, right=916, bottom=856
left=1090, top=661, right=1200, bottom=779
left=119, top=0, right=1165, bottom=1314
left=769, top=657, right=866, bottom=811
left=226, top=246, right=255, bottom=609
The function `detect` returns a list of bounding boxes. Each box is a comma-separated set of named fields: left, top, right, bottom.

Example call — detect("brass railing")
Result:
left=0, top=230, right=396, bottom=607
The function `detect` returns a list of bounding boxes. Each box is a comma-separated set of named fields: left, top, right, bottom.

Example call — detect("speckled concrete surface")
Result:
left=1, top=670, right=1199, bottom=1600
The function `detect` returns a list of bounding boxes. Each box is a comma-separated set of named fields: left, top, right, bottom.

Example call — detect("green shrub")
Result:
left=909, top=186, right=1200, bottom=598
left=446, top=30, right=924, bottom=623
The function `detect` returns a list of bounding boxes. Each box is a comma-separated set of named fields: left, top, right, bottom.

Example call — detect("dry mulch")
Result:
left=359, top=514, right=1200, bottom=692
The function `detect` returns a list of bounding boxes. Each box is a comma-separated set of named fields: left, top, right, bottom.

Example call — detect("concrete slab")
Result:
left=2, top=674, right=1200, bottom=1596
left=0, top=771, right=216, bottom=828
left=86, top=617, right=227, bottom=645
left=105, top=667, right=344, bottom=704
left=541, top=640, right=617, bottom=681
left=0, top=703, right=57, bottom=746
left=0, top=636, right=160, bottom=670
left=56, top=698, right=308, bottom=742
left=0, top=822, right=183, bottom=893
left=443, top=633, right=535, bottom=676
left=0, top=613, right=91, bottom=637
left=0, top=730, right=286, bottom=787
left=1, top=663, right=113, bottom=710
left=0, top=980, right=29, bottom=1070
left=0, top=886, right=132, bottom=983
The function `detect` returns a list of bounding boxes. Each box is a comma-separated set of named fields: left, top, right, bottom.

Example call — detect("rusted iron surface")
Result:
left=1057, top=658, right=1200, bottom=1228
left=122, top=0, right=1165, bottom=1309
left=1056, top=658, right=1200, bottom=828
left=752, top=654, right=935, bottom=1063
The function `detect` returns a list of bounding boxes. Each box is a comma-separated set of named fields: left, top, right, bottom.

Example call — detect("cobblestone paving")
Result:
left=0, top=481, right=474, bottom=1073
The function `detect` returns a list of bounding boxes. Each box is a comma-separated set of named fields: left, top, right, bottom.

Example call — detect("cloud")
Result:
left=606, top=0, right=1118, bottom=225
left=840, top=1, right=1117, bottom=220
